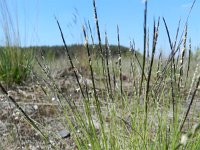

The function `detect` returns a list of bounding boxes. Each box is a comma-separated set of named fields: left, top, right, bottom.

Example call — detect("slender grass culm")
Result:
left=178, top=24, right=188, bottom=90
left=145, top=18, right=160, bottom=135
left=0, top=83, right=54, bottom=147
left=117, top=25, right=124, bottom=107
left=105, top=31, right=113, bottom=101
left=93, top=0, right=106, bottom=81
left=139, top=0, right=147, bottom=97
left=83, top=26, right=107, bottom=150
left=140, top=1, right=148, bottom=141
left=185, top=38, right=192, bottom=87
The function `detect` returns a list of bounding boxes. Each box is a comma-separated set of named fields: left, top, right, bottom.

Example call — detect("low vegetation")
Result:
left=0, top=0, right=200, bottom=150
left=0, top=46, right=34, bottom=85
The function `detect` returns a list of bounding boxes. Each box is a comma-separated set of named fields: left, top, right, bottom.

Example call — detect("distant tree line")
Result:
left=21, top=44, right=141, bottom=58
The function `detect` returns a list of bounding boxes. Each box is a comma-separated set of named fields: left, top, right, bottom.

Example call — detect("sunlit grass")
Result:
left=0, top=0, right=200, bottom=149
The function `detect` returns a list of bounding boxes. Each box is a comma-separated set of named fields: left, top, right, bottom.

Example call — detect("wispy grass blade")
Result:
left=0, top=83, right=51, bottom=146
left=117, top=25, right=123, bottom=106
left=55, top=17, right=85, bottom=99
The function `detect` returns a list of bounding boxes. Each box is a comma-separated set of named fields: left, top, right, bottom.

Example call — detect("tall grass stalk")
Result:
left=130, top=39, right=147, bottom=83
left=178, top=24, right=187, bottom=89
left=185, top=39, right=192, bottom=87
left=139, top=0, right=147, bottom=97
left=156, top=51, right=162, bottom=81
left=117, top=25, right=124, bottom=107
left=88, top=20, right=95, bottom=48
left=105, top=31, right=113, bottom=101
left=129, top=40, right=139, bottom=96
left=83, top=26, right=108, bottom=149
left=162, top=17, right=179, bottom=125
left=145, top=18, right=160, bottom=126
left=93, top=0, right=106, bottom=82
left=173, top=19, right=181, bottom=82
left=56, top=18, right=85, bottom=99
left=146, top=28, right=150, bottom=68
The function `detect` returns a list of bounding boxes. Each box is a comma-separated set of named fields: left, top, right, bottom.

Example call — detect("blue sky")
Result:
left=0, top=0, right=199, bottom=52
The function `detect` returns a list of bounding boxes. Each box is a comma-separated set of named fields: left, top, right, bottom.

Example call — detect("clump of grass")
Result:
left=0, top=1, right=34, bottom=85
left=36, top=0, right=200, bottom=149
left=0, top=46, right=34, bottom=84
